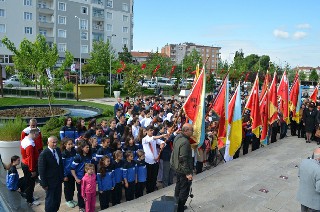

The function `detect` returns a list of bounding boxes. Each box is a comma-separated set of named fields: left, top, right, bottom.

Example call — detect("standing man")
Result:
left=114, top=97, right=123, bottom=116
left=170, top=123, right=194, bottom=212
left=20, top=128, right=40, bottom=206
left=38, top=136, right=64, bottom=212
left=297, top=147, right=320, bottom=212
left=21, top=118, right=43, bottom=157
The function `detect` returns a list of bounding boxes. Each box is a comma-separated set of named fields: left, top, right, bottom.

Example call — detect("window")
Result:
left=39, top=29, right=47, bottom=36
left=58, top=29, right=66, bottom=38
left=25, top=27, right=32, bottom=34
left=122, top=38, right=128, bottom=45
left=81, top=6, right=88, bottom=14
left=58, top=43, right=66, bottom=52
left=122, top=3, right=128, bottom=11
left=24, top=0, right=32, bottom=6
left=106, top=24, right=112, bottom=31
left=38, top=1, right=47, bottom=8
left=106, top=12, right=112, bottom=19
left=0, top=9, right=4, bottom=17
left=80, top=19, right=88, bottom=30
left=81, top=45, right=88, bottom=54
left=58, top=16, right=66, bottom=24
left=106, top=0, right=113, bottom=7
left=58, top=2, right=66, bottom=11
left=106, top=36, right=111, bottom=42
left=0, top=24, right=5, bottom=33
left=123, top=15, right=128, bottom=22
left=81, top=32, right=88, bottom=40
left=24, top=12, right=32, bottom=20
left=123, top=27, right=128, bottom=33
left=39, top=15, right=46, bottom=22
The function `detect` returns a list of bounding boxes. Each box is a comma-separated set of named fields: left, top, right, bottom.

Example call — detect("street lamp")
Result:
left=75, top=16, right=82, bottom=84
left=109, top=34, right=116, bottom=97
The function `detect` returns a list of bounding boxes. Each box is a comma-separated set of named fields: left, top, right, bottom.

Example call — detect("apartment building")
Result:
left=0, top=0, right=134, bottom=68
left=161, top=42, right=221, bottom=71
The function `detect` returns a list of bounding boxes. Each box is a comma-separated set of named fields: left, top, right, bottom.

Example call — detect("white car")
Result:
left=3, top=77, right=24, bottom=87
left=142, top=81, right=157, bottom=88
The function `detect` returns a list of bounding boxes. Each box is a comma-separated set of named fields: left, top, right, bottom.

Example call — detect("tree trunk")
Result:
left=45, top=86, right=53, bottom=116
left=40, top=84, right=43, bottom=99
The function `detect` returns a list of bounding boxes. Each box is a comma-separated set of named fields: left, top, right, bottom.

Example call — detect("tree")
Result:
left=182, top=49, right=203, bottom=78
left=123, top=64, right=141, bottom=98
left=1, top=34, right=73, bottom=115
left=309, top=69, right=319, bottom=82
left=88, top=40, right=116, bottom=77
left=145, top=51, right=172, bottom=77
left=299, top=71, right=307, bottom=81
left=118, top=44, right=133, bottom=64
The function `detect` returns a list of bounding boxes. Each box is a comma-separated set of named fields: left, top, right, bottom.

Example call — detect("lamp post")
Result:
left=75, top=16, right=82, bottom=84
left=109, top=34, right=116, bottom=97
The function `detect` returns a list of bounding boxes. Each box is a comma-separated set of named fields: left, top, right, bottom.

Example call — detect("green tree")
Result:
left=182, top=49, right=203, bottom=78
left=1, top=35, right=73, bottom=115
left=309, top=69, right=319, bottom=82
left=118, top=44, right=133, bottom=64
left=123, top=64, right=141, bottom=98
left=299, top=71, right=307, bottom=81
left=88, top=40, right=116, bottom=76
left=288, top=69, right=296, bottom=82
left=145, top=51, right=172, bottom=77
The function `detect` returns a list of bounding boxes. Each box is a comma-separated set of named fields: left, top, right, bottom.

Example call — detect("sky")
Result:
left=133, top=0, right=320, bottom=68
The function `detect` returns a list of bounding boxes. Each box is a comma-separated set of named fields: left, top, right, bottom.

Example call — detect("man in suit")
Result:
left=114, top=97, right=124, bottom=115
left=297, top=147, right=320, bottom=212
left=38, top=136, right=64, bottom=212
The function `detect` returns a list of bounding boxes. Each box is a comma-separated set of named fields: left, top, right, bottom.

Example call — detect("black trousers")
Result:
left=291, top=120, right=297, bottom=135
left=76, top=182, right=85, bottom=209
left=135, top=182, right=145, bottom=198
left=99, top=190, right=111, bottom=210
left=174, top=172, right=191, bottom=212
left=45, top=183, right=62, bottom=212
left=196, top=161, right=203, bottom=174
left=271, top=126, right=278, bottom=143
left=146, top=163, right=159, bottom=193
left=21, top=163, right=35, bottom=203
left=298, top=122, right=305, bottom=138
left=112, top=182, right=122, bottom=205
left=243, top=136, right=251, bottom=155
left=252, top=136, right=260, bottom=151
left=125, top=181, right=135, bottom=201
left=64, top=175, right=75, bottom=202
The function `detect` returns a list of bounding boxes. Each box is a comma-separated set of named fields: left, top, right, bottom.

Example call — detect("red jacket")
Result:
left=20, top=137, right=37, bottom=172
left=21, top=127, right=43, bottom=156
left=152, top=104, right=161, bottom=112
left=81, top=173, right=96, bottom=197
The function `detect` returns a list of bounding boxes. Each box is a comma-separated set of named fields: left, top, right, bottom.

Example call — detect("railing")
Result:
left=3, top=88, right=75, bottom=99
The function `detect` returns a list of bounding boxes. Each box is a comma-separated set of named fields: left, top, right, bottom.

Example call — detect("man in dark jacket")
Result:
left=38, top=136, right=64, bottom=212
left=170, top=123, right=193, bottom=212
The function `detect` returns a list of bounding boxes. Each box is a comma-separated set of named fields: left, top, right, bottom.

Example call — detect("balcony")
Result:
left=38, top=6, right=54, bottom=15
left=92, top=0, right=104, bottom=6
left=92, top=25, right=104, bottom=31
left=38, top=21, right=54, bottom=29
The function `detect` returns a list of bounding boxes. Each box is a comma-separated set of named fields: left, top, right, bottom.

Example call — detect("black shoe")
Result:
left=184, top=205, right=188, bottom=210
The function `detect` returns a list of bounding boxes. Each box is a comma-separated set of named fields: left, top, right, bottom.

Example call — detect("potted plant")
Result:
left=0, top=118, right=26, bottom=166
left=112, top=81, right=121, bottom=98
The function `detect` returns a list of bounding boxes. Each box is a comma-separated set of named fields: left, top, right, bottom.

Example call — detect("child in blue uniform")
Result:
left=96, top=136, right=113, bottom=162
left=6, top=155, right=20, bottom=191
left=97, top=156, right=115, bottom=210
left=123, top=150, right=137, bottom=201
left=112, top=150, right=124, bottom=205
left=123, top=136, right=139, bottom=160
left=71, top=141, right=94, bottom=212
left=61, top=138, right=78, bottom=208
left=135, top=150, right=147, bottom=198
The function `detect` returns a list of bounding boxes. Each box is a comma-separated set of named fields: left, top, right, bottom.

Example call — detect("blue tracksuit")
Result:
left=60, top=126, right=78, bottom=143
left=136, top=159, right=147, bottom=183
left=6, top=166, right=19, bottom=191
left=91, top=134, right=103, bottom=145
left=123, top=160, right=137, bottom=183
left=96, top=147, right=113, bottom=162
left=123, top=144, right=139, bottom=160
left=70, top=154, right=94, bottom=180
left=113, top=160, right=124, bottom=184
left=62, top=147, right=77, bottom=177
left=97, top=166, right=115, bottom=191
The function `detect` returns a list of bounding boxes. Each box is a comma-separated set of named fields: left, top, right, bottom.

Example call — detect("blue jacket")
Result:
left=123, top=144, right=140, bottom=160
left=6, top=166, right=19, bottom=191
left=136, top=159, right=147, bottom=183
left=123, top=160, right=137, bottom=183
left=97, top=165, right=115, bottom=191
left=91, top=134, right=103, bottom=145
left=70, top=154, right=94, bottom=180
left=62, top=147, right=77, bottom=177
left=91, top=145, right=101, bottom=159
left=96, top=147, right=113, bottom=162
left=60, top=126, right=78, bottom=143
left=113, top=160, right=124, bottom=183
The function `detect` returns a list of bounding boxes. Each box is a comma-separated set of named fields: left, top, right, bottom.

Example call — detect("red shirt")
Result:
left=20, top=137, right=37, bottom=172
left=21, top=127, right=43, bottom=156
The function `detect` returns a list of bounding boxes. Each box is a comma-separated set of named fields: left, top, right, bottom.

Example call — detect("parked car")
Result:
left=3, top=76, right=24, bottom=87
left=142, top=81, right=158, bottom=88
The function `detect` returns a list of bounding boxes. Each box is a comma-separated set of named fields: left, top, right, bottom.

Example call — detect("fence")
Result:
left=2, top=88, right=75, bottom=99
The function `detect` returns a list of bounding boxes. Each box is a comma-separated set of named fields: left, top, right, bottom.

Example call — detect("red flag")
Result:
left=211, top=76, right=228, bottom=148
left=259, top=91, right=268, bottom=144
left=289, top=72, right=300, bottom=112
left=169, top=66, right=176, bottom=78
left=153, top=65, right=160, bottom=76
left=244, top=73, right=250, bottom=82
left=116, top=68, right=122, bottom=73
left=277, top=71, right=289, bottom=124
left=141, top=63, right=146, bottom=70
left=310, top=86, right=318, bottom=103
left=117, top=61, right=126, bottom=73
left=269, top=72, right=278, bottom=124
left=260, top=71, right=270, bottom=101
left=245, top=74, right=262, bottom=137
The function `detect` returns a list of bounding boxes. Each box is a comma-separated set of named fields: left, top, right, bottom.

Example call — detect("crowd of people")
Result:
left=3, top=92, right=320, bottom=212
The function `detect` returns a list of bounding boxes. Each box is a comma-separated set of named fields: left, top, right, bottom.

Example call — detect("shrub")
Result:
left=41, top=117, right=65, bottom=143
left=63, top=82, right=74, bottom=92
left=0, top=117, right=26, bottom=141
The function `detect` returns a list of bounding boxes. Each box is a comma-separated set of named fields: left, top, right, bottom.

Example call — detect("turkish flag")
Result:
left=169, top=66, right=176, bottom=78
left=141, top=63, right=146, bottom=70
left=153, top=65, right=160, bottom=76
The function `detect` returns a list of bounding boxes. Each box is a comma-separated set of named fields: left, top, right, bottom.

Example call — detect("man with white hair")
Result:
left=297, top=148, right=320, bottom=211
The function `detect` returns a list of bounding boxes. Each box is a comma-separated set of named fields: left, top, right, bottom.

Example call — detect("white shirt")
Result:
left=48, top=147, right=59, bottom=165
left=141, top=117, right=153, bottom=128
left=132, top=125, right=140, bottom=139
left=142, top=135, right=165, bottom=164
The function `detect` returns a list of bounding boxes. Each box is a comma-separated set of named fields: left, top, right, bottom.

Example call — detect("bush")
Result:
left=102, top=109, right=114, bottom=117
left=0, top=117, right=26, bottom=141
left=63, top=82, right=74, bottom=92
left=112, top=81, right=121, bottom=91
left=41, top=117, right=65, bottom=143
left=96, top=76, right=107, bottom=85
